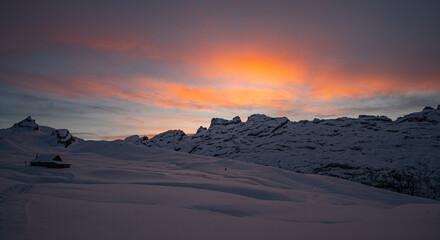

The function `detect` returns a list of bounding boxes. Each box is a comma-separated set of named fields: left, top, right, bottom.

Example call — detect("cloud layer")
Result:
left=1, top=0, right=439, bottom=139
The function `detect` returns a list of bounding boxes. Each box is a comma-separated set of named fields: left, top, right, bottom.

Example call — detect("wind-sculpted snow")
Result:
left=143, top=107, right=440, bottom=200
left=1, top=137, right=440, bottom=239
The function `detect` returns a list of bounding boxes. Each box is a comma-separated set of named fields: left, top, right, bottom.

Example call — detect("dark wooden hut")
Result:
left=30, top=154, right=71, bottom=168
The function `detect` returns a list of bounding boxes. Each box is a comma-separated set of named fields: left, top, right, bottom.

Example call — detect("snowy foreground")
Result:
left=1, top=123, right=440, bottom=239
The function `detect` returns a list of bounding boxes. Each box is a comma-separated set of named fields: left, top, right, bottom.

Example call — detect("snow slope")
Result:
left=1, top=120, right=440, bottom=239
left=2, top=116, right=83, bottom=149
left=139, top=107, right=440, bottom=200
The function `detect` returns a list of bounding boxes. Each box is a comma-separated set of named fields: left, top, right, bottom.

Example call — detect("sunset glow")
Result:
left=1, top=1, right=439, bottom=139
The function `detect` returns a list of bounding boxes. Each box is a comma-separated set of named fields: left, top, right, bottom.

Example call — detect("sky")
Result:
left=1, top=0, right=439, bottom=140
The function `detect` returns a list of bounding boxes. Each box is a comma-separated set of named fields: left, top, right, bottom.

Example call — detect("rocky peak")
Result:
left=397, top=106, right=440, bottom=124
left=196, top=126, right=207, bottom=134
left=12, top=116, right=39, bottom=130
left=124, top=135, right=141, bottom=143
left=209, top=116, right=242, bottom=128
left=139, top=136, right=148, bottom=141
left=312, top=118, right=323, bottom=124
left=246, top=114, right=270, bottom=123
left=142, top=130, right=187, bottom=148
left=358, top=115, right=392, bottom=122
left=124, top=135, right=149, bottom=145
left=423, top=106, right=434, bottom=111
left=152, top=130, right=186, bottom=140
left=192, top=126, right=208, bottom=139
left=246, top=114, right=289, bottom=127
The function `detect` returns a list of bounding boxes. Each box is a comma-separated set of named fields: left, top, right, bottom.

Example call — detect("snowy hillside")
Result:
left=2, top=116, right=83, bottom=149
left=1, top=128, right=440, bottom=239
left=138, top=106, right=440, bottom=200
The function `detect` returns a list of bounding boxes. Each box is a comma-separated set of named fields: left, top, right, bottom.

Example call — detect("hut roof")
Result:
left=32, top=154, right=63, bottom=162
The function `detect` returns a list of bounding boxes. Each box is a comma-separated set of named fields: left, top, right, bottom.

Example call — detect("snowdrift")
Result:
left=1, top=113, right=440, bottom=239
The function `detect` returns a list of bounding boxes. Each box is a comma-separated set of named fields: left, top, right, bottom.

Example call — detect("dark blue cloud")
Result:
left=1, top=0, right=439, bottom=139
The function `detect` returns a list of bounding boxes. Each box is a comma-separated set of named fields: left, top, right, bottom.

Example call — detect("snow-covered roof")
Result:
left=32, top=154, right=63, bottom=162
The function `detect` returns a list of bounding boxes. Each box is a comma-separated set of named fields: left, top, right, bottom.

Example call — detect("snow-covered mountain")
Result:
left=1, top=116, right=83, bottom=149
left=1, top=126, right=440, bottom=239
left=138, top=106, right=440, bottom=200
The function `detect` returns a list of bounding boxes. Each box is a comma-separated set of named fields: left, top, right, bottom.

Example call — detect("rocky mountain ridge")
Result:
left=134, top=106, right=440, bottom=200
left=2, top=108, right=439, bottom=200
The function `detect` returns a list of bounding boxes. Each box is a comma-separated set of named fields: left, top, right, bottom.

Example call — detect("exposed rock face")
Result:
left=12, top=116, right=39, bottom=130
left=53, top=129, right=77, bottom=147
left=141, top=107, right=440, bottom=200
left=423, top=106, right=434, bottom=110
left=124, top=135, right=140, bottom=143
left=358, top=115, right=392, bottom=122
left=210, top=116, right=242, bottom=128
left=124, top=135, right=149, bottom=145
left=196, top=126, right=207, bottom=134
left=396, top=106, right=440, bottom=124
left=8, top=117, right=82, bottom=147
left=143, top=130, right=187, bottom=149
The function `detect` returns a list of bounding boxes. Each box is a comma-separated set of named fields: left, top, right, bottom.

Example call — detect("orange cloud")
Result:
left=3, top=2, right=439, bottom=110
left=130, top=77, right=295, bottom=110
left=2, top=34, right=440, bottom=116
left=0, top=72, right=294, bottom=111
left=3, top=52, right=439, bottom=118
left=17, top=27, right=438, bottom=104
left=166, top=84, right=291, bottom=110
left=191, top=50, right=306, bottom=87
left=309, top=70, right=440, bottom=100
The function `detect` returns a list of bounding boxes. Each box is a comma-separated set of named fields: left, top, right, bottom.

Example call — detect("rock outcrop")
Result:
left=140, top=107, right=440, bottom=200
left=7, top=117, right=82, bottom=147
